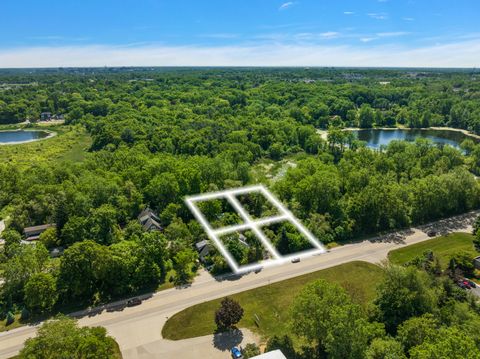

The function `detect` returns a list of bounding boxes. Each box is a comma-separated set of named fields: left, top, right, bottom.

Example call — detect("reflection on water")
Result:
left=352, top=129, right=475, bottom=149
left=0, top=130, right=50, bottom=144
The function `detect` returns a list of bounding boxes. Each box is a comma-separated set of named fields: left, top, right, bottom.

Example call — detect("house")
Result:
left=474, top=256, right=480, bottom=270
left=250, top=350, right=287, bottom=359
left=40, top=112, right=52, bottom=121
left=23, top=223, right=56, bottom=241
left=137, top=208, right=162, bottom=232
left=195, top=240, right=211, bottom=262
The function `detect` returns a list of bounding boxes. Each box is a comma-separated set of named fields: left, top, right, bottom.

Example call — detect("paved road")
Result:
left=0, top=211, right=476, bottom=359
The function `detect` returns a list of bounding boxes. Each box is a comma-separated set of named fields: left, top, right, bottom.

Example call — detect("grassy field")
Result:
left=0, top=125, right=91, bottom=167
left=162, top=261, right=383, bottom=341
left=388, top=232, right=477, bottom=268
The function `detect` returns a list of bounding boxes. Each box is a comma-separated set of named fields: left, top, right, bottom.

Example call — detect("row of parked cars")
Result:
left=457, top=278, right=477, bottom=289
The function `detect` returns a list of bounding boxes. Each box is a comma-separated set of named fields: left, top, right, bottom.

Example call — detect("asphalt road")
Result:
left=0, top=211, right=477, bottom=359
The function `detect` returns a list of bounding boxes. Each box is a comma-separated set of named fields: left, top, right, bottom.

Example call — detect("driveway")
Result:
left=123, top=328, right=259, bottom=359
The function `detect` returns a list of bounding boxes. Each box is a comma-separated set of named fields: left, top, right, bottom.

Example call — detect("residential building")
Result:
left=23, top=223, right=56, bottom=241
left=137, top=208, right=162, bottom=232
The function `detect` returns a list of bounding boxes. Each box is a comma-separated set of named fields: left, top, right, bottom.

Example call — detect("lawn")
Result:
left=0, top=125, right=91, bottom=167
left=388, top=232, right=477, bottom=268
left=162, top=261, right=383, bottom=341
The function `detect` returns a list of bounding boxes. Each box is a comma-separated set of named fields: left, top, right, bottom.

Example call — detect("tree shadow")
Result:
left=368, top=228, right=415, bottom=244
left=214, top=271, right=247, bottom=283
left=418, top=211, right=477, bottom=236
left=212, top=328, right=244, bottom=351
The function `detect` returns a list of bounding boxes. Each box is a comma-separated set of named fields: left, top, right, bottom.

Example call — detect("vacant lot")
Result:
left=388, top=232, right=477, bottom=268
left=162, top=261, right=383, bottom=341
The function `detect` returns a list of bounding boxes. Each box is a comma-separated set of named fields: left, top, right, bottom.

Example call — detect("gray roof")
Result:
left=142, top=217, right=162, bottom=231
left=196, top=240, right=208, bottom=251
left=24, top=223, right=56, bottom=236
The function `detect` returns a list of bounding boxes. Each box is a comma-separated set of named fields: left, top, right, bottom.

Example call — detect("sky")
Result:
left=0, top=0, right=479, bottom=68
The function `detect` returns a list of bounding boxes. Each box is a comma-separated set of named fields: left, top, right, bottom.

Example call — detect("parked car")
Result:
left=291, top=257, right=301, bottom=263
left=427, top=230, right=437, bottom=237
left=462, top=280, right=472, bottom=289
left=127, top=298, right=142, bottom=307
left=464, top=279, right=477, bottom=288
left=231, top=347, right=243, bottom=359
left=457, top=281, right=467, bottom=289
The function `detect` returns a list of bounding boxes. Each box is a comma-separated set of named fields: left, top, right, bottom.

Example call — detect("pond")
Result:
left=351, top=128, right=476, bottom=150
left=0, top=130, right=51, bottom=144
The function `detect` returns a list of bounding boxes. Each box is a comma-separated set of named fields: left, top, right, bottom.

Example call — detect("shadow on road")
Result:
left=212, top=328, right=244, bottom=351
left=418, top=211, right=477, bottom=236
left=214, top=272, right=247, bottom=283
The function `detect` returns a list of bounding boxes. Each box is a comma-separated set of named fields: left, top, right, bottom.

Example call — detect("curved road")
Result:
left=0, top=211, right=476, bottom=359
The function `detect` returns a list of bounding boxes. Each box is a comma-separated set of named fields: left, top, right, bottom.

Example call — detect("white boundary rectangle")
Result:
left=185, top=185, right=326, bottom=274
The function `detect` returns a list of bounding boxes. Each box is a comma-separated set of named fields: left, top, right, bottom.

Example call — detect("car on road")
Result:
left=127, top=298, right=142, bottom=307
left=231, top=347, right=243, bottom=358
left=291, top=257, right=301, bottom=263
left=427, top=230, right=437, bottom=237
left=457, top=281, right=467, bottom=289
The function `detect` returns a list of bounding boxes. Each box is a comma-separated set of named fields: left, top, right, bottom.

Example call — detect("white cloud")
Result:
left=1, top=40, right=480, bottom=68
left=402, top=17, right=415, bottom=21
left=360, top=37, right=377, bottom=43
left=319, top=32, right=340, bottom=39
left=367, top=12, right=388, bottom=20
left=377, top=32, right=410, bottom=38
left=279, top=2, right=295, bottom=10
left=344, top=11, right=354, bottom=15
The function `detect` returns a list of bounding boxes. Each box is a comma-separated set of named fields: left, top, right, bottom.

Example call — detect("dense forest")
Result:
left=1, top=67, right=480, bottom=329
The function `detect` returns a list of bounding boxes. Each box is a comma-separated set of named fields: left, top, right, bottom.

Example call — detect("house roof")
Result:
left=142, top=217, right=162, bottom=231
left=138, top=208, right=161, bottom=224
left=196, top=240, right=208, bottom=250
left=24, top=223, right=56, bottom=236
left=250, top=350, right=287, bottom=359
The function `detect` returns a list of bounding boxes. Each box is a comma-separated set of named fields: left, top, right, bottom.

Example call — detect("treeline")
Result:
left=276, top=139, right=480, bottom=242
left=1, top=68, right=480, bottom=133
left=1, top=68, right=480, bottom=320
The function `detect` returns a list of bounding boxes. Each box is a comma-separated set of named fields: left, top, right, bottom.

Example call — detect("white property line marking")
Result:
left=185, top=185, right=327, bottom=274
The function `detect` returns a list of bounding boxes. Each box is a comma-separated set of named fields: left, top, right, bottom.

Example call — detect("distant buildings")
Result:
left=23, top=223, right=56, bottom=241
left=137, top=208, right=163, bottom=232
left=40, top=112, right=52, bottom=121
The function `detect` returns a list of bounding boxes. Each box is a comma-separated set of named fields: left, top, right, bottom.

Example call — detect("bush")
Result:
left=6, top=311, right=15, bottom=326
left=243, top=343, right=261, bottom=358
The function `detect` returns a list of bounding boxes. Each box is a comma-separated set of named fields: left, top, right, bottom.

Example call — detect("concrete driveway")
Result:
left=123, top=328, right=259, bottom=359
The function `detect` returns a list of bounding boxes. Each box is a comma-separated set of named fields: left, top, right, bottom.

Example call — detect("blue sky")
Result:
left=0, top=0, right=479, bottom=67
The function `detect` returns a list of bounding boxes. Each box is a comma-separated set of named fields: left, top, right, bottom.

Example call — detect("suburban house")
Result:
left=195, top=240, right=211, bottom=262
left=137, top=208, right=163, bottom=232
left=23, top=223, right=56, bottom=241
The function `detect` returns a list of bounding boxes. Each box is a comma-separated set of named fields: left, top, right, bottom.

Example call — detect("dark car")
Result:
left=427, top=230, right=437, bottom=237
left=231, top=347, right=243, bottom=359
left=462, top=280, right=472, bottom=289
left=464, top=279, right=477, bottom=288
left=127, top=298, right=142, bottom=307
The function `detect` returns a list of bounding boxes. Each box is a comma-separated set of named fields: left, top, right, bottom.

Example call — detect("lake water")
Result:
left=352, top=129, right=475, bottom=150
left=0, top=130, right=50, bottom=144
